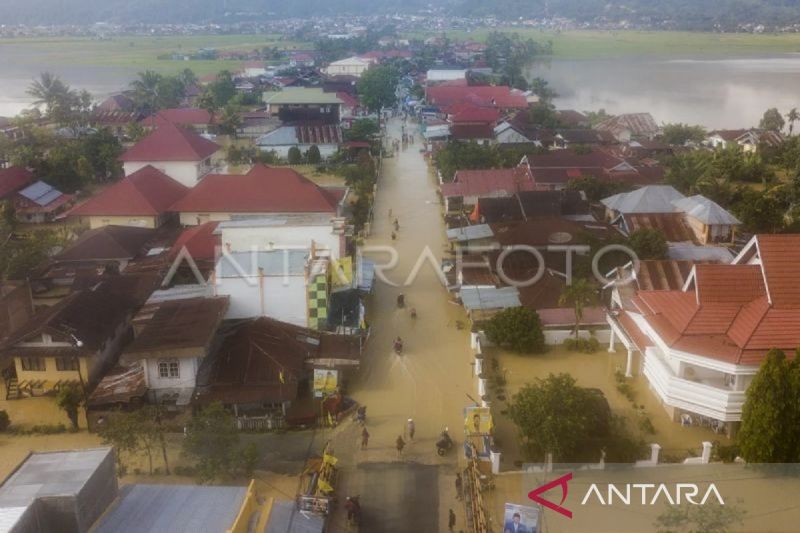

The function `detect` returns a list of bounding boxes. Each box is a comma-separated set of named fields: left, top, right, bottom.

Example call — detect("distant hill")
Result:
left=2, top=0, right=800, bottom=29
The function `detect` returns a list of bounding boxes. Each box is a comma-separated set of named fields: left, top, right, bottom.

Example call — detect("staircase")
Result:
left=5, top=378, right=19, bottom=400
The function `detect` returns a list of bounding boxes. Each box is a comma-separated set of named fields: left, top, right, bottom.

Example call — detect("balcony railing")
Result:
left=643, top=347, right=745, bottom=422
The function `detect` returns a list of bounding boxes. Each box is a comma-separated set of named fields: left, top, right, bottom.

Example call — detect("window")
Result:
left=55, top=357, right=79, bottom=371
left=21, top=357, right=45, bottom=371
left=158, top=359, right=180, bottom=379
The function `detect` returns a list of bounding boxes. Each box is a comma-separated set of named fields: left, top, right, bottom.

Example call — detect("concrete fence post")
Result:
left=701, top=441, right=713, bottom=464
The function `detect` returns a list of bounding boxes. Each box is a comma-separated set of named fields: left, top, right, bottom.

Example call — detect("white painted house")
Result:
left=323, top=56, right=375, bottom=77
left=607, top=234, right=800, bottom=435
left=123, top=296, right=229, bottom=405
left=119, top=121, right=220, bottom=188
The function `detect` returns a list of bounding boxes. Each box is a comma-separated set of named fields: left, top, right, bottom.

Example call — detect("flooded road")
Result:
left=336, top=117, right=473, bottom=532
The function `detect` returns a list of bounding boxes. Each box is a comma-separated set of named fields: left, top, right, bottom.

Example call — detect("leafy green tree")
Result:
left=178, top=68, right=198, bottom=88
left=787, top=108, right=799, bottom=136
left=732, top=189, right=785, bottom=233
left=760, top=107, right=785, bottom=132
left=0, top=410, right=10, bottom=432
left=738, top=349, right=800, bottom=462
left=0, top=229, right=65, bottom=280
left=26, top=72, right=71, bottom=118
left=306, top=145, right=322, bottom=164
left=345, top=119, right=379, bottom=142
left=55, top=383, right=83, bottom=430
left=97, top=410, right=140, bottom=476
left=182, top=402, right=240, bottom=483
left=660, top=123, right=707, bottom=145
left=434, top=141, right=500, bottom=182
left=508, top=373, right=612, bottom=461
left=357, top=65, right=398, bottom=112
left=558, top=278, right=597, bottom=337
left=82, top=128, right=123, bottom=181
left=566, top=175, right=633, bottom=202
left=287, top=146, right=303, bottom=164
left=584, top=109, right=611, bottom=127
left=215, top=105, right=242, bottom=137
left=130, top=70, right=164, bottom=115
left=125, top=122, right=147, bottom=142
left=204, top=70, right=236, bottom=109
left=627, top=228, right=668, bottom=260
left=485, top=307, right=545, bottom=354
left=664, top=150, right=711, bottom=193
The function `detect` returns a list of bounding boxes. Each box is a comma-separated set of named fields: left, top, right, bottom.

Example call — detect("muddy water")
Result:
left=350, top=117, right=474, bottom=462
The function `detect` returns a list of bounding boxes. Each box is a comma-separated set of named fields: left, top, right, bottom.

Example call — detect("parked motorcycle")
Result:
left=397, top=293, right=405, bottom=308
left=394, top=337, right=404, bottom=355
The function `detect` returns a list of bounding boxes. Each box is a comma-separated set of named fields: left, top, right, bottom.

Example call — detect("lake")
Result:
left=535, top=55, right=800, bottom=129
left=3, top=43, right=800, bottom=129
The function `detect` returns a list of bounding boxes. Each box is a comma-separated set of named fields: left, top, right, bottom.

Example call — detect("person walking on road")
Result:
left=361, top=427, right=370, bottom=450
left=455, top=473, right=463, bottom=500
left=396, top=435, right=406, bottom=459
left=406, top=418, right=415, bottom=440
left=449, top=509, right=456, bottom=531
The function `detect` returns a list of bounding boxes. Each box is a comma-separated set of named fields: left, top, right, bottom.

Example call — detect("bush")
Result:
left=614, top=370, right=636, bottom=403
left=713, top=441, right=740, bottom=463
left=638, top=416, right=656, bottom=435
left=0, top=410, right=9, bottom=431
left=484, top=307, right=546, bottom=354
left=306, top=145, right=322, bottom=164
left=173, top=465, right=197, bottom=477
left=287, top=146, right=302, bottom=164
left=563, top=337, right=600, bottom=353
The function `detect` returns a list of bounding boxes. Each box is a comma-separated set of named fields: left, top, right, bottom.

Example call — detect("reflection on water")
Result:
left=531, top=54, right=800, bottom=129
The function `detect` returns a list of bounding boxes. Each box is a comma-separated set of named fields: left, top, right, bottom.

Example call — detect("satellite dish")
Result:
left=549, top=232, right=573, bottom=244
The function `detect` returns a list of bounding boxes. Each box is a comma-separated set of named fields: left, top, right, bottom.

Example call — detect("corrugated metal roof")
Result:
left=216, top=250, right=309, bottom=277
left=18, top=181, right=59, bottom=206
left=256, top=126, right=298, bottom=146
left=602, top=185, right=685, bottom=214
left=460, top=286, right=520, bottom=311
left=672, top=195, right=741, bottom=225
left=264, top=88, right=343, bottom=105
left=667, top=243, right=734, bottom=262
left=93, top=484, right=247, bottom=533
left=446, top=224, right=494, bottom=242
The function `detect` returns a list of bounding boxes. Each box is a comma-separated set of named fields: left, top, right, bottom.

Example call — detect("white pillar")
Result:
left=700, top=441, right=713, bottom=464
left=490, top=449, right=501, bottom=474
left=649, top=443, right=661, bottom=464
left=474, top=356, right=483, bottom=377
left=625, top=348, right=634, bottom=377
left=608, top=327, right=616, bottom=353
left=478, top=377, right=487, bottom=398
left=471, top=331, right=480, bottom=351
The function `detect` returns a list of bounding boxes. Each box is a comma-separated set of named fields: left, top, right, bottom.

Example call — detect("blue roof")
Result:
left=19, top=181, right=63, bottom=206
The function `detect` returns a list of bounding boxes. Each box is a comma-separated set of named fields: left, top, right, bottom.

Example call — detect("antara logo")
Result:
left=528, top=473, right=725, bottom=519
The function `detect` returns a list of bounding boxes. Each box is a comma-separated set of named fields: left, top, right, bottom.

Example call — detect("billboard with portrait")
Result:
left=313, top=368, right=338, bottom=397
left=464, top=406, right=493, bottom=436
left=503, top=503, right=539, bottom=533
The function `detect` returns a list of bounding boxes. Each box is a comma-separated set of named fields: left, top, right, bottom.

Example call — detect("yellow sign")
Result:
left=314, top=368, right=338, bottom=397
left=330, top=257, right=353, bottom=289
left=465, top=406, right=493, bottom=436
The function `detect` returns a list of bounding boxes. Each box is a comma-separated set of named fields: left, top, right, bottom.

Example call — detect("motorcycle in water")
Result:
left=410, top=307, right=417, bottom=319
left=393, top=337, right=404, bottom=355
left=354, top=405, right=367, bottom=425
left=436, top=428, right=454, bottom=456
left=396, top=293, right=405, bottom=308
left=345, top=495, right=361, bottom=526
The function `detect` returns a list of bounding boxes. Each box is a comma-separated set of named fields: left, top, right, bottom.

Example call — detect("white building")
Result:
left=607, top=234, right=800, bottom=435
left=119, top=121, right=220, bottom=188
left=322, top=56, right=375, bottom=77
left=256, top=125, right=342, bottom=160
left=216, top=215, right=348, bottom=258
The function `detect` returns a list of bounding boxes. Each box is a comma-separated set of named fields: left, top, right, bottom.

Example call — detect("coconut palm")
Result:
left=129, top=70, right=163, bottom=115
left=787, top=108, right=800, bottom=136
left=26, top=72, right=70, bottom=117
left=559, top=278, right=597, bottom=338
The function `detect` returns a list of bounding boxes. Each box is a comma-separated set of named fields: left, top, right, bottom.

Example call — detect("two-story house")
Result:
left=607, top=234, right=800, bottom=436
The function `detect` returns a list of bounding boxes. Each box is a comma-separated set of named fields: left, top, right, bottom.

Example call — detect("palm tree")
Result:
left=130, top=70, right=163, bottom=115
left=788, top=108, right=799, bottom=136
left=26, top=72, right=70, bottom=117
left=559, top=278, right=597, bottom=338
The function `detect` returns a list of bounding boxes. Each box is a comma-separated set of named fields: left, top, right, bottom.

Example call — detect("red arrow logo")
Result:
left=527, top=472, right=573, bottom=518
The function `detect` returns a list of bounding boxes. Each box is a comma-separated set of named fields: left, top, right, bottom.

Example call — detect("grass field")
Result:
left=0, top=34, right=310, bottom=76
left=4, top=30, right=800, bottom=78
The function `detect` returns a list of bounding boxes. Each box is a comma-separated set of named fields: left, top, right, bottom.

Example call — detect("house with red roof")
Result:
left=170, top=165, right=347, bottom=226
left=120, top=121, right=220, bottom=188
left=607, top=234, right=800, bottom=435
left=140, top=108, right=215, bottom=134
left=70, top=165, right=189, bottom=229
left=0, top=167, right=35, bottom=201
left=440, top=161, right=543, bottom=212
left=426, top=85, right=528, bottom=112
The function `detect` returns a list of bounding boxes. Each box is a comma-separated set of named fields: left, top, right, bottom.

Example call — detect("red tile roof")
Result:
left=335, top=92, right=359, bottom=109
left=442, top=166, right=539, bottom=198
left=450, top=106, right=501, bottom=124
left=170, top=221, right=220, bottom=262
left=0, top=167, right=35, bottom=200
left=140, top=108, right=213, bottom=128
left=630, top=237, right=800, bottom=364
left=450, top=123, right=496, bottom=140
left=426, top=85, right=528, bottom=110
left=120, top=121, right=220, bottom=162
left=170, top=165, right=340, bottom=214
left=70, top=165, right=189, bottom=217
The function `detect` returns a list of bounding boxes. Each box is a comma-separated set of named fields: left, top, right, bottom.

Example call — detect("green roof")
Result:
left=263, top=88, right=343, bottom=105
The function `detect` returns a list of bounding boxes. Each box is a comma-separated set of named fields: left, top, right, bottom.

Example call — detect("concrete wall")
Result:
left=85, top=215, right=158, bottom=230
left=220, top=224, right=342, bottom=257
left=180, top=211, right=279, bottom=226
left=123, top=160, right=208, bottom=188
left=544, top=328, right=611, bottom=345
left=215, top=276, right=308, bottom=325
left=258, top=143, right=338, bottom=160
